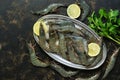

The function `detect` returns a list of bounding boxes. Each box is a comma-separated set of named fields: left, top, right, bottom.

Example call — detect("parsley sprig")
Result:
left=88, top=9, right=120, bottom=44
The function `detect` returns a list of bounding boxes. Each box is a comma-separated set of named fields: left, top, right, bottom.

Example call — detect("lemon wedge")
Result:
left=67, top=4, right=81, bottom=19
left=41, top=21, right=49, bottom=35
left=33, top=21, right=41, bottom=36
left=41, top=21, right=49, bottom=39
left=88, top=43, right=101, bottom=57
left=33, top=19, right=49, bottom=39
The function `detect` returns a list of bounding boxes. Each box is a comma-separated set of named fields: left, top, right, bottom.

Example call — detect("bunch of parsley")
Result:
left=88, top=9, right=120, bottom=44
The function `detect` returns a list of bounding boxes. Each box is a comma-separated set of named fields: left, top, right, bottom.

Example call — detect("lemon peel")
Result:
left=33, top=21, right=41, bottom=36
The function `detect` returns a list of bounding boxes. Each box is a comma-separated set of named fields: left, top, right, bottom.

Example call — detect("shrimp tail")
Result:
left=75, top=72, right=100, bottom=80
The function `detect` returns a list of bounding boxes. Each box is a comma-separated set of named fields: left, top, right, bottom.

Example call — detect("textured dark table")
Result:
left=0, top=0, right=120, bottom=80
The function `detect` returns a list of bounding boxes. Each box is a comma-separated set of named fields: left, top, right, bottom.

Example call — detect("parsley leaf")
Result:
left=88, top=9, right=120, bottom=44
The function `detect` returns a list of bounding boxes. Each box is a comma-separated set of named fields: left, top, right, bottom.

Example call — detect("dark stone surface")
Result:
left=0, top=0, right=120, bottom=80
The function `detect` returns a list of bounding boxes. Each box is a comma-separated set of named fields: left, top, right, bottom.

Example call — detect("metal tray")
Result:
left=33, top=14, right=107, bottom=70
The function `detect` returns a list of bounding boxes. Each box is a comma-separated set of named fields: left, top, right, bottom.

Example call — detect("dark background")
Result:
left=0, top=0, right=120, bottom=80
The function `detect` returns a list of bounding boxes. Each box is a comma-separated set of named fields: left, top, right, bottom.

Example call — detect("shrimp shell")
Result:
left=102, top=47, right=120, bottom=79
left=50, top=63, right=78, bottom=77
left=31, top=3, right=64, bottom=15
left=27, top=42, right=49, bottom=67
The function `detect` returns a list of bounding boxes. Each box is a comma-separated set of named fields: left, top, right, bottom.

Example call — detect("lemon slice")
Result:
left=33, top=21, right=41, bottom=36
left=88, top=43, right=101, bottom=57
left=67, top=4, right=81, bottom=19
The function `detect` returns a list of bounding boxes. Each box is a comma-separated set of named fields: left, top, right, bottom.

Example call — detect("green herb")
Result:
left=88, top=9, right=120, bottom=44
